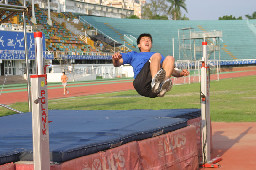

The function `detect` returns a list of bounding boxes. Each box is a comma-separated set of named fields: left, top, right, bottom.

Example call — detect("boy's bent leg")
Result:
left=162, top=56, right=175, bottom=79
left=150, top=53, right=166, bottom=93
left=150, top=53, right=162, bottom=78
left=157, top=56, right=175, bottom=97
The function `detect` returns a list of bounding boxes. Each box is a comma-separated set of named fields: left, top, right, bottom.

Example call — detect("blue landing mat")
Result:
left=0, top=109, right=200, bottom=164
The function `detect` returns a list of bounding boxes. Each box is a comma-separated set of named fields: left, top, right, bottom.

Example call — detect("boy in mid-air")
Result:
left=112, top=33, right=189, bottom=98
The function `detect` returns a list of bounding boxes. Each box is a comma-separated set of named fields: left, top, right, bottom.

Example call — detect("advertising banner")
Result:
left=0, top=30, right=53, bottom=59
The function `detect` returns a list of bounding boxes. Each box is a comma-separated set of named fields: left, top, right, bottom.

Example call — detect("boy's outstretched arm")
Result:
left=172, top=68, right=190, bottom=77
left=112, top=52, right=124, bottom=67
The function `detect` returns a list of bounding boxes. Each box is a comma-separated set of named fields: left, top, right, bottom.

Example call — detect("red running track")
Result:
left=0, top=80, right=134, bottom=105
left=1, top=70, right=256, bottom=105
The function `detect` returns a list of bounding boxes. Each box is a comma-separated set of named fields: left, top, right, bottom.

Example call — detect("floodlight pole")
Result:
left=31, top=0, right=37, bottom=24
left=47, top=0, right=52, bottom=26
left=22, top=0, right=32, bottom=112
left=200, top=38, right=222, bottom=168
left=31, top=32, right=50, bottom=170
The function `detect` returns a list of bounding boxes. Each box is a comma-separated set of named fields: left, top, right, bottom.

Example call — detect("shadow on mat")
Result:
left=212, top=127, right=252, bottom=156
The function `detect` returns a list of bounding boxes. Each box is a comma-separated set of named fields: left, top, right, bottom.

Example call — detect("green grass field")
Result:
left=1, top=75, right=256, bottom=122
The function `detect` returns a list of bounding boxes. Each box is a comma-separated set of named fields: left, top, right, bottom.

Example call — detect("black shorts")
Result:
left=133, top=61, right=158, bottom=98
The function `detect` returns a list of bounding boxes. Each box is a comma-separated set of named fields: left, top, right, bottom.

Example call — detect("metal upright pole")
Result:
left=172, top=38, right=174, bottom=57
left=201, top=38, right=211, bottom=163
left=23, top=0, right=31, bottom=112
left=218, top=40, right=221, bottom=81
left=31, top=32, right=50, bottom=170
left=188, top=60, right=190, bottom=84
left=178, top=30, right=180, bottom=60
left=200, top=38, right=222, bottom=168
left=194, top=40, right=196, bottom=60
left=35, top=33, right=44, bottom=75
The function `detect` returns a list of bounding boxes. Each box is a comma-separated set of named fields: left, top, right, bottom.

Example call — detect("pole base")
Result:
left=200, top=157, right=222, bottom=168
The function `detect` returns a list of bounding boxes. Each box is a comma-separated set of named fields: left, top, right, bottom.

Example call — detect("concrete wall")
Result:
left=47, top=73, right=97, bottom=82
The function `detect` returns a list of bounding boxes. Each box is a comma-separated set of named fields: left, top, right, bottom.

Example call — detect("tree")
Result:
left=180, top=14, right=189, bottom=20
left=166, top=0, right=188, bottom=20
left=218, top=15, right=242, bottom=20
left=127, top=15, right=140, bottom=19
left=245, top=11, right=256, bottom=19
left=151, top=15, right=168, bottom=20
left=141, top=0, right=169, bottom=20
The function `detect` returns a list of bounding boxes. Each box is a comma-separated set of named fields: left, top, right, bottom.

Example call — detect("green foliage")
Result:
left=245, top=11, right=256, bottom=19
left=166, top=0, right=188, bottom=20
left=1, top=76, right=256, bottom=122
left=218, top=15, right=242, bottom=20
left=141, top=0, right=189, bottom=20
left=151, top=15, right=168, bottom=20
left=127, top=15, right=140, bottom=19
left=141, top=0, right=169, bottom=20
left=180, top=14, right=189, bottom=20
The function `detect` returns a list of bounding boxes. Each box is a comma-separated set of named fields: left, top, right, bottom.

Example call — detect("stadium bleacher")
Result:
left=80, top=16, right=256, bottom=61
left=0, top=0, right=98, bottom=57
left=1, top=1, right=256, bottom=63
left=32, top=7, right=88, bottom=54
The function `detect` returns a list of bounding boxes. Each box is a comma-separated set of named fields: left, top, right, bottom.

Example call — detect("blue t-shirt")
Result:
left=121, top=51, right=165, bottom=78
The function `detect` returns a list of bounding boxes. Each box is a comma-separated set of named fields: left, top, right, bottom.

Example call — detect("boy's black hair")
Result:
left=137, top=33, right=153, bottom=45
left=137, top=33, right=153, bottom=51
left=62, top=72, right=65, bottom=74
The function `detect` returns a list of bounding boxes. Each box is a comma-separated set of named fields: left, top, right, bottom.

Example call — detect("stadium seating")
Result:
left=33, top=8, right=95, bottom=54
left=2, top=1, right=256, bottom=62
left=80, top=16, right=256, bottom=60
left=2, top=1, right=98, bottom=56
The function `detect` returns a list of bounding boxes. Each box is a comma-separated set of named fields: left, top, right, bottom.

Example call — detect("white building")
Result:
left=32, top=0, right=145, bottom=18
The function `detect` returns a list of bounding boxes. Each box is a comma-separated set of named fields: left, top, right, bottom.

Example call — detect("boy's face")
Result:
left=138, top=36, right=152, bottom=52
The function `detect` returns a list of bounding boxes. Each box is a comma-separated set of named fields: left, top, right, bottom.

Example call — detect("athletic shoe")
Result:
left=151, top=68, right=166, bottom=94
left=158, top=78, right=173, bottom=97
